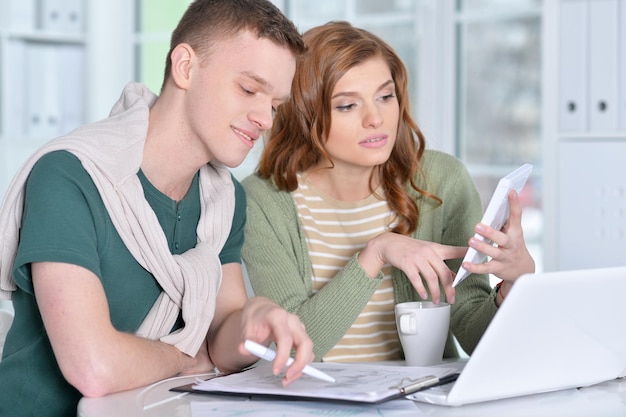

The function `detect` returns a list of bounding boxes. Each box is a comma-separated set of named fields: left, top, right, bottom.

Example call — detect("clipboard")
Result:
left=171, top=361, right=459, bottom=404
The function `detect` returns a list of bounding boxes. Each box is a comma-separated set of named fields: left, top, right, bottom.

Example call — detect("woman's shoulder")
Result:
left=241, top=172, right=273, bottom=193
left=241, top=173, right=288, bottom=202
left=413, top=149, right=478, bottom=203
left=420, top=149, right=466, bottom=172
left=418, top=149, right=471, bottom=183
left=241, top=173, right=298, bottom=225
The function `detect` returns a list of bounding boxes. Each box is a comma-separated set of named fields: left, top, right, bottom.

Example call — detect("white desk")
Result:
left=78, top=366, right=626, bottom=417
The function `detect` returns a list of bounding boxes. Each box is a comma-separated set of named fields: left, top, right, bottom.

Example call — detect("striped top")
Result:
left=292, top=174, right=402, bottom=362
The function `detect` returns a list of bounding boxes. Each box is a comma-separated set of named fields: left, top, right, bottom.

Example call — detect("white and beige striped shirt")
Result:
left=293, top=174, right=402, bottom=362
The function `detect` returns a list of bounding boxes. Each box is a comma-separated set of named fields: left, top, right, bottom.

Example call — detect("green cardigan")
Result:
left=242, top=150, right=498, bottom=361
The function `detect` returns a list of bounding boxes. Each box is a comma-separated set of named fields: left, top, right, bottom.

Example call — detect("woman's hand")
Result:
left=461, top=190, right=535, bottom=302
left=358, top=233, right=467, bottom=304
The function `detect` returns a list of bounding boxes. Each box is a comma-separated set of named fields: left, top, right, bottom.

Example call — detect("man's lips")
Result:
left=233, top=127, right=258, bottom=142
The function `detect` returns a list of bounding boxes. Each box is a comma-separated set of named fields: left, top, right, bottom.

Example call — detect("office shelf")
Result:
left=542, top=0, right=626, bottom=271
left=0, top=0, right=87, bottom=195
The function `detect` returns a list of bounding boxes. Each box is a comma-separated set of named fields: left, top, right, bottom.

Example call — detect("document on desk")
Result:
left=190, top=398, right=418, bottom=417
left=176, top=362, right=457, bottom=404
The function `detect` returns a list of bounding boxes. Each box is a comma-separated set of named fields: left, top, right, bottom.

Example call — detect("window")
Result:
left=285, top=0, right=420, bottom=127
left=131, top=1, right=544, bottom=273
left=454, top=0, right=543, bottom=272
left=134, top=0, right=191, bottom=93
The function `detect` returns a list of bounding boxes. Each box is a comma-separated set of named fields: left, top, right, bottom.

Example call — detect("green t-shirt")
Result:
left=0, top=151, right=245, bottom=417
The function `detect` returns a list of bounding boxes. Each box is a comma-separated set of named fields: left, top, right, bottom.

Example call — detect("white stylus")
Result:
left=244, top=339, right=336, bottom=383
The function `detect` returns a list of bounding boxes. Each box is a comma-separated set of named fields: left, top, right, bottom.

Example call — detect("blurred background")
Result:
left=1, top=0, right=625, bottom=320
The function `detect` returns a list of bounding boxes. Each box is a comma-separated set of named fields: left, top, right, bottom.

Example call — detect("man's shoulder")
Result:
left=29, top=150, right=90, bottom=187
left=33, top=149, right=81, bottom=168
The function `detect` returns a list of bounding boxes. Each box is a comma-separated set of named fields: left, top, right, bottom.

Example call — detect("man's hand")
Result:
left=238, top=296, right=314, bottom=386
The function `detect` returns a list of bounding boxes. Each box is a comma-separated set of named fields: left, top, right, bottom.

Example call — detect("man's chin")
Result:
left=217, top=154, right=249, bottom=169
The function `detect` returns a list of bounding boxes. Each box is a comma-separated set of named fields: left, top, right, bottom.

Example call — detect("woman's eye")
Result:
left=380, top=93, right=396, bottom=102
left=336, top=103, right=355, bottom=112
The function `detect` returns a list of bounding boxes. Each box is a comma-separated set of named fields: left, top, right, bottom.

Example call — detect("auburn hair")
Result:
left=258, top=21, right=440, bottom=235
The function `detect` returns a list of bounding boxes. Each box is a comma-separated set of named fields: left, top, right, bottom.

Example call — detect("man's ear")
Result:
left=170, top=43, right=194, bottom=89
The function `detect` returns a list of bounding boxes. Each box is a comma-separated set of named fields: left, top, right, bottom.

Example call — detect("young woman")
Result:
left=241, top=21, right=535, bottom=362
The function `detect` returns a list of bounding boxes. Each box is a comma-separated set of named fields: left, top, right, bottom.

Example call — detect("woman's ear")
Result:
left=169, top=43, right=194, bottom=90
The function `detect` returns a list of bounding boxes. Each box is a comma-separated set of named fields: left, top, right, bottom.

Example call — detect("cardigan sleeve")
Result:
left=241, top=174, right=383, bottom=360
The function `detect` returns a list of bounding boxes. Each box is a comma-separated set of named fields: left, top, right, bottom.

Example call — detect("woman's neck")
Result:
left=304, top=166, right=379, bottom=202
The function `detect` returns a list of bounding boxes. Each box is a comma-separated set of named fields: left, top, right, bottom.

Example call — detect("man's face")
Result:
left=183, top=31, right=296, bottom=168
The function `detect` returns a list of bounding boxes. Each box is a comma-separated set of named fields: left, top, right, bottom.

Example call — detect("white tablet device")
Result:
left=453, top=163, right=533, bottom=287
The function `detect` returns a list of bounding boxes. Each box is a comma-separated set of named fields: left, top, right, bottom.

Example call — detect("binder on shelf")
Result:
left=558, top=0, right=588, bottom=131
left=21, top=42, right=85, bottom=139
left=557, top=141, right=626, bottom=270
left=24, top=42, right=62, bottom=138
left=37, top=0, right=84, bottom=34
left=0, top=0, right=35, bottom=31
left=37, top=0, right=64, bottom=32
left=617, top=0, right=626, bottom=131
left=60, top=0, right=84, bottom=33
left=59, top=44, right=85, bottom=134
left=588, top=0, right=619, bottom=131
left=4, top=40, right=27, bottom=138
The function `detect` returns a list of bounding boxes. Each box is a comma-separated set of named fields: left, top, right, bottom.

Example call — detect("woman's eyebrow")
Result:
left=331, top=79, right=395, bottom=100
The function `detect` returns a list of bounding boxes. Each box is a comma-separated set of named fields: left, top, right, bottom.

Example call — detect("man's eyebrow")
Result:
left=242, top=71, right=269, bottom=88
left=241, top=71, right=291, bottom=102
left=331, top=79, right=395, bottom=100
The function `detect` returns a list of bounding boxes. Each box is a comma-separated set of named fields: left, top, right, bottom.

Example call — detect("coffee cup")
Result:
left=395, top=301, right=450, bottom=366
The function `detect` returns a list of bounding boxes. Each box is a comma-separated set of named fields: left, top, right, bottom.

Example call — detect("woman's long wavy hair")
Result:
left=258, top=21, right=439, bottom=235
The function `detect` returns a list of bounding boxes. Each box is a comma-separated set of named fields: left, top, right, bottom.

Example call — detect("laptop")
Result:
left=410, top=266, right=626, bottom=406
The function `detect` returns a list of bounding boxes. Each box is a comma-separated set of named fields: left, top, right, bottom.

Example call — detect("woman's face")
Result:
left=323, top=56, right=399, bottom=173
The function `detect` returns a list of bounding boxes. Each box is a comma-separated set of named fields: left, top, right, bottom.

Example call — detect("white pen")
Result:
left=244, top=339, right=336, bottom=383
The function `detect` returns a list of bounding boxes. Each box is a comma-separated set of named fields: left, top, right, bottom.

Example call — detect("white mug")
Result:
left=395, top=301, right=450, bottom=366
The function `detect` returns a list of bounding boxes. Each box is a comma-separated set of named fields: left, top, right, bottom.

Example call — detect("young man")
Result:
left=0, top=1, right=311, bottom=416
